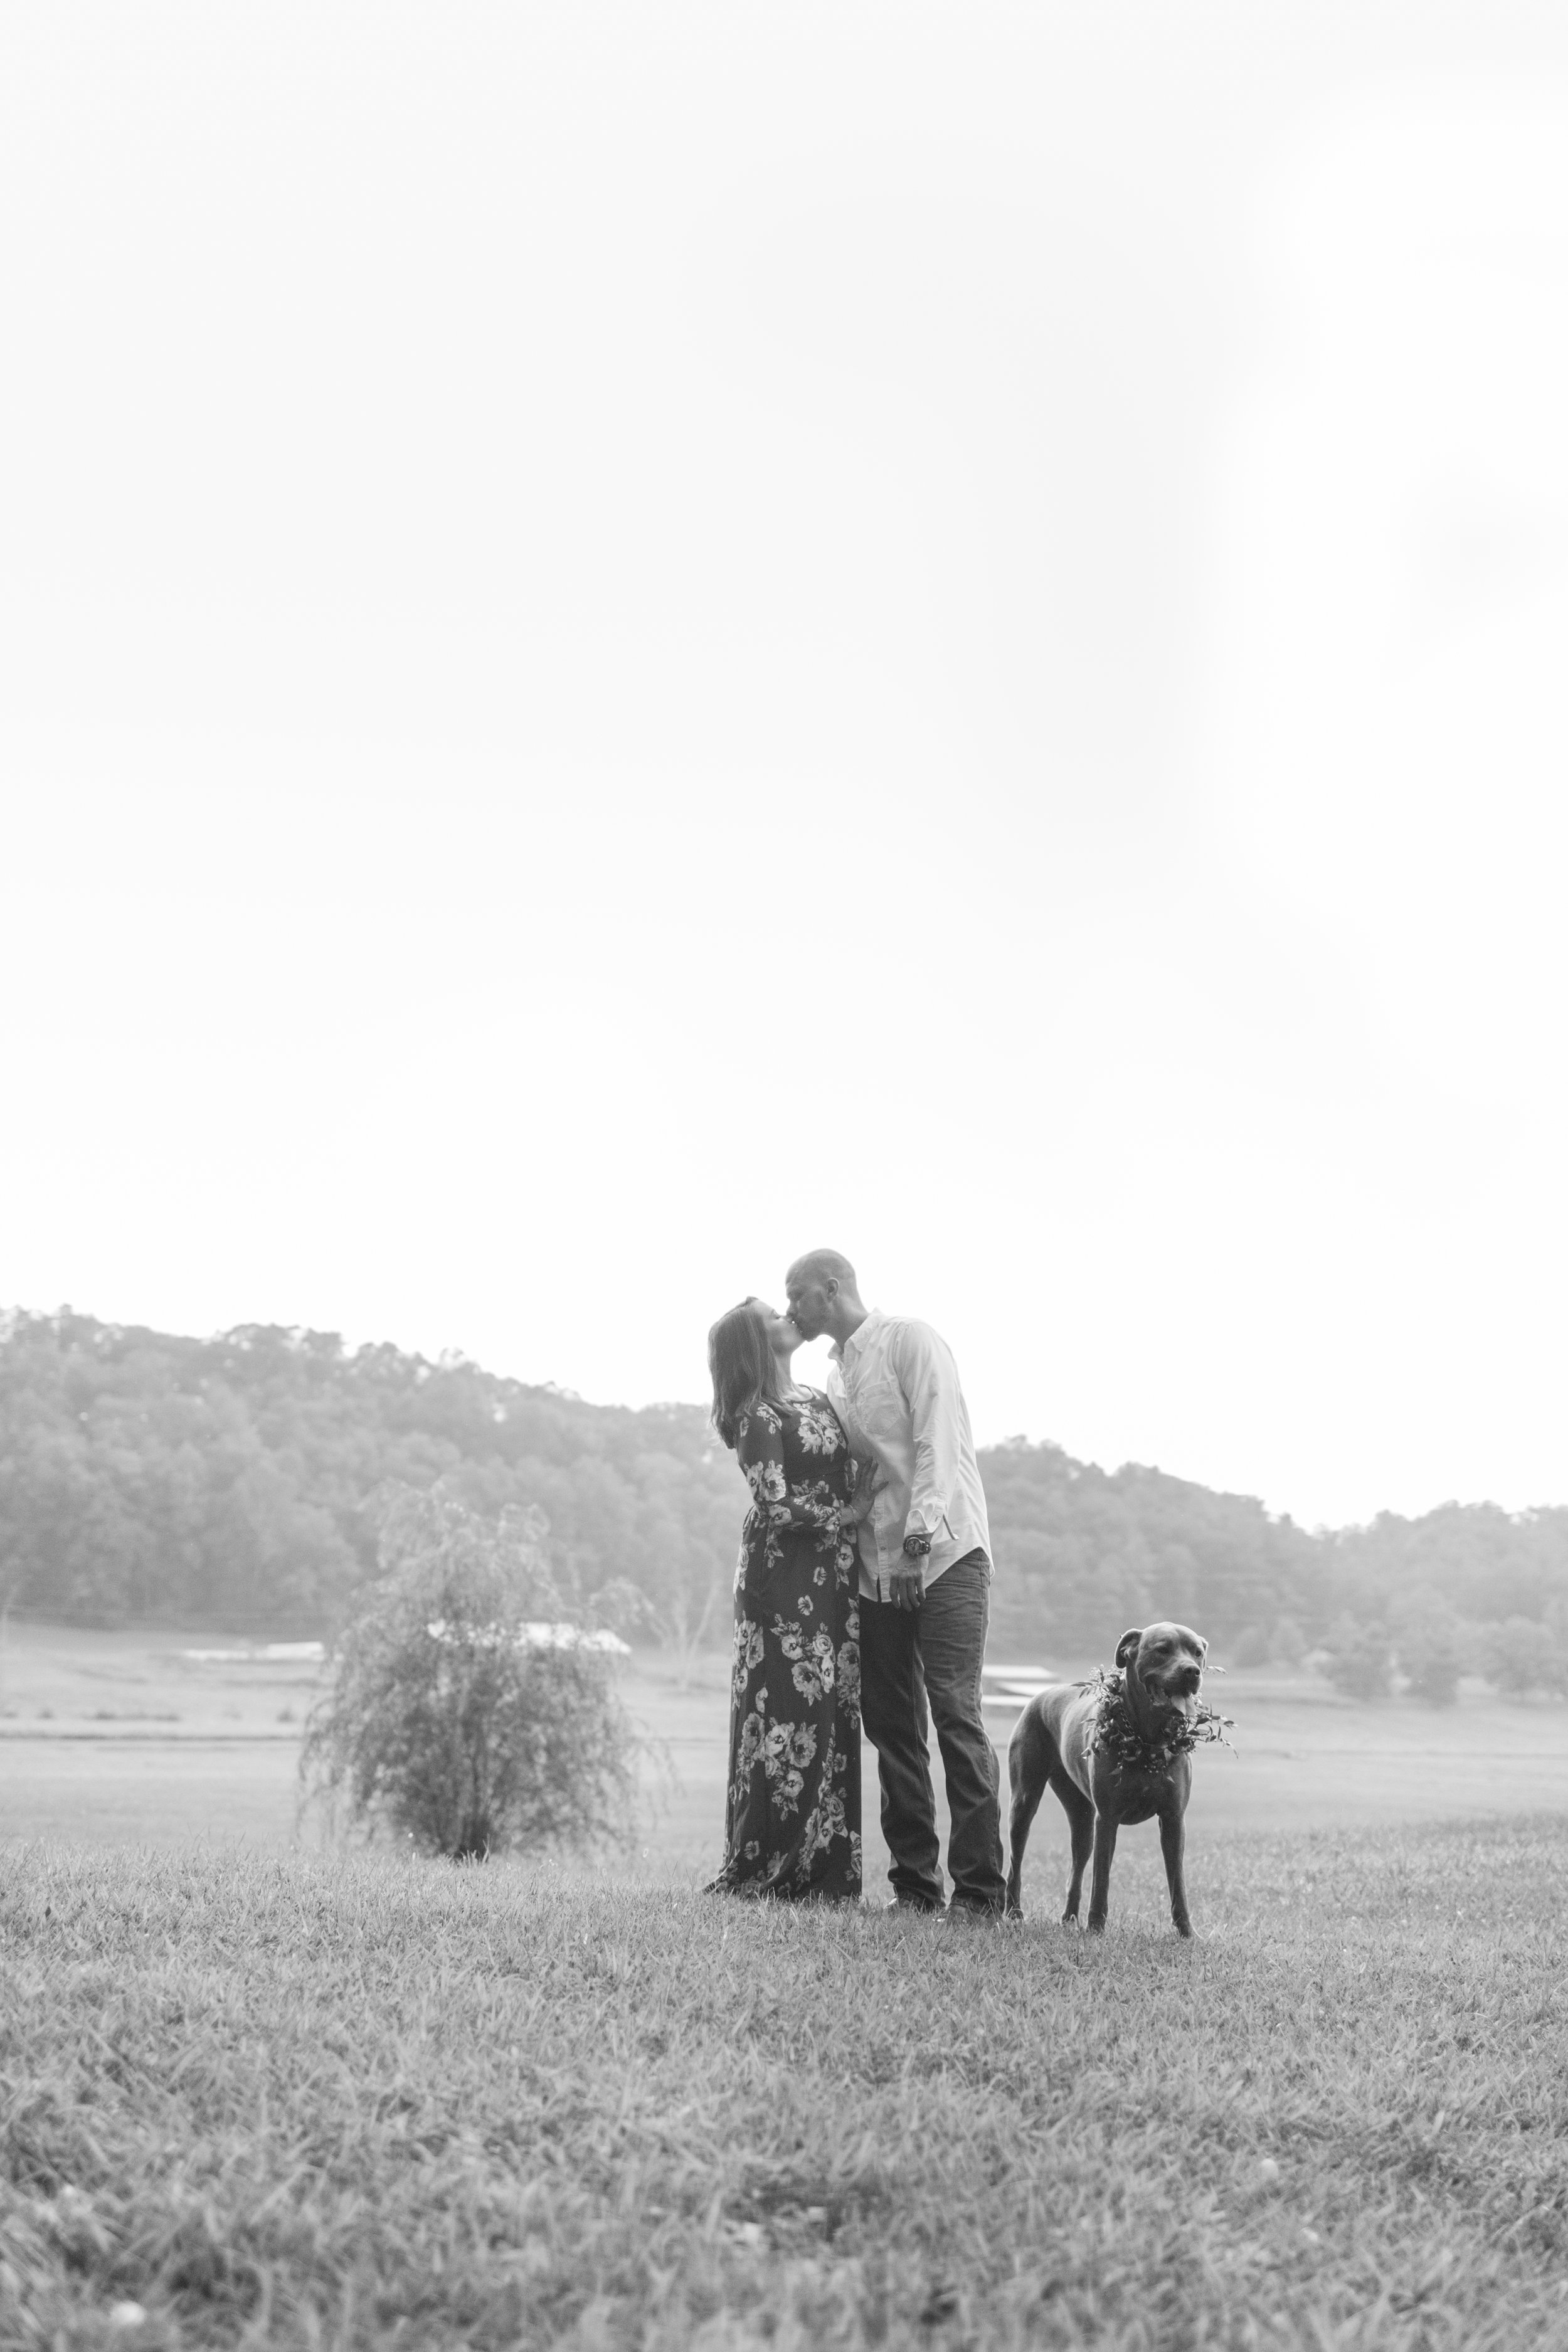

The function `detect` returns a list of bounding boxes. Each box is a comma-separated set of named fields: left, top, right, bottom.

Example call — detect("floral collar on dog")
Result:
left=1083, top=1666, right=1236, bottom=1778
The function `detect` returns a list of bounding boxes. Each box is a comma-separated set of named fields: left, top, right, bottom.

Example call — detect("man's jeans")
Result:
left=859, top=1548, right=1006, bottom=1914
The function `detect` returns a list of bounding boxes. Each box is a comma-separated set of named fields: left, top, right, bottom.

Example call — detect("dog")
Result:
left=1005, top=1623, right=1210, bottom=1937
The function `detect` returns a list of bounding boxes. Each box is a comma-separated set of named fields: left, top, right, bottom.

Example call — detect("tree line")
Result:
left=3, top=1310, right=1565, bottom=1692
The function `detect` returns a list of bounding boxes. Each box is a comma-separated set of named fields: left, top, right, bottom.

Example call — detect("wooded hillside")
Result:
left=3, top=1311, right=1565, bottom=1683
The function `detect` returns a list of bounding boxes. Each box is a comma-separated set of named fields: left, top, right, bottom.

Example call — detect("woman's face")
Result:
left=753, top=1301, right=802, bottom=1356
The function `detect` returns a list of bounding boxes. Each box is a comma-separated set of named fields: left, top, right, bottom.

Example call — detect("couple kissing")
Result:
left=704, top=1250, right=1005, bottom=1919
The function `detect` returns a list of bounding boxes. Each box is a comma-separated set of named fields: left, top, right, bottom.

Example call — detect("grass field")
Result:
left=4, top=1623, right=1568, bottom=2346
left=4, top=1821, right=1568, bottom=2350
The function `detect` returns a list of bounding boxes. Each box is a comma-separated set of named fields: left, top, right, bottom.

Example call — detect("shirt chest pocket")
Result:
left=851, top=1368, right=907, bottom=1448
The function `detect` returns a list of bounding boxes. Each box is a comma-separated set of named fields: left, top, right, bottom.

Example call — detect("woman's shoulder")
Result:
left=791, top=1389, right=847, bottom=1443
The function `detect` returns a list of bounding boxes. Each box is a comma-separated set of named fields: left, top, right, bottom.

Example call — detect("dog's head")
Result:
left=1115, top=1622, right=1209, bottom=1726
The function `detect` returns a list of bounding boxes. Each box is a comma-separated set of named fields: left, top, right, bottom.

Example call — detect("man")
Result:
left=784, top=1249, right=1005, bottom=1918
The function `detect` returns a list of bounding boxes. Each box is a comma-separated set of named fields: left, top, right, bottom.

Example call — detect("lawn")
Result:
left=3, top=1818, right=1566, bottom=2350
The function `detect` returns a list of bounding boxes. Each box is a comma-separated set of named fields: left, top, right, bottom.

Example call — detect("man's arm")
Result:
left=894, top=1322, right=960, bottom=1545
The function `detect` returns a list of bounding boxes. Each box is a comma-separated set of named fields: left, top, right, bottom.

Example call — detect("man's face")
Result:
left=785, top=1265, right=835, bottom=1340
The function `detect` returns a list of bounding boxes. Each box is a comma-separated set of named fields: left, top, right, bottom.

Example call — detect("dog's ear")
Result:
left=1115, top=1628, right=1143, bottom=1670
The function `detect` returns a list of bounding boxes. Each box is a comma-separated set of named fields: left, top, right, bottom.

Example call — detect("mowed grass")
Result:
left=3, top=1821, right=1567, bottom=2350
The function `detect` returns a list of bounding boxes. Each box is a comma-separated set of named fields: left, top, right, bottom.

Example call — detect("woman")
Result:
left=705, top=1297, right=862, bottom=1900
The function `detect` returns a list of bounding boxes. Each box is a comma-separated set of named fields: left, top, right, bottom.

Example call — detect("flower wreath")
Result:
left=1082, top=1665, right=1236, bottom=1779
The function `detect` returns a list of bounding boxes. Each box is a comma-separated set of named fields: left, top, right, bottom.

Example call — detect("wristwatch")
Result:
left=901, top=1532, right=932, bottom=1559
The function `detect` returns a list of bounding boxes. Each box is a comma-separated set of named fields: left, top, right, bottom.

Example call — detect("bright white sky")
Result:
left=3, top=4, right=1566, bottom=1528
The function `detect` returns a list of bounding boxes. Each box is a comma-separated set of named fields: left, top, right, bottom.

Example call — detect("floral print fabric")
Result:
left=708, top=1391, right=862, bottom=1900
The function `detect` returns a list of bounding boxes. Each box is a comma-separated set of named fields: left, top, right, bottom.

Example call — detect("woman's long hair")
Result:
left=708, top=1298, right=785, bottom=1451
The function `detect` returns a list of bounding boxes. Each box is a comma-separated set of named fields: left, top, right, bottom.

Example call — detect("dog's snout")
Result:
left=1174, top=1665, right=1201, bottom=1694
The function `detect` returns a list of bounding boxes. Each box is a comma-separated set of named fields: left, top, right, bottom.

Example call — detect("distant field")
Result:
left=4, top=1622, right=1568, bottom=1904
left=4, top=1821, right=1567, bottom=2349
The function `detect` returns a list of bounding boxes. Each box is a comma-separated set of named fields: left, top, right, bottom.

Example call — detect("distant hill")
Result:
left=3, top=1311, right=1566, bottom=1679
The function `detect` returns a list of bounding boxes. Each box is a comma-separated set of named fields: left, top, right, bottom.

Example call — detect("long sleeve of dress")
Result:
left=738, top=1407, right=814, bottom=1529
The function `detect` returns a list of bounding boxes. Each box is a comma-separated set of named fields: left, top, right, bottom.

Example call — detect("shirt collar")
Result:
left=830, top=1307, right=884, bottom=1365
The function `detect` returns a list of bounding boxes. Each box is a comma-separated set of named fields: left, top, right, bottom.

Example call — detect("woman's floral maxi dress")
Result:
left=709, top=1391, right=862, bottom=1899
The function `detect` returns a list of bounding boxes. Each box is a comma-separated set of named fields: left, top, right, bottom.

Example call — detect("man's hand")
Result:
left=887, top=1564, right=924, bottom=1612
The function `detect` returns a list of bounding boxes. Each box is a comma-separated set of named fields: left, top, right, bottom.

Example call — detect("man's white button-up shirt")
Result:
left=826, top=1309, right=993, bottom=1603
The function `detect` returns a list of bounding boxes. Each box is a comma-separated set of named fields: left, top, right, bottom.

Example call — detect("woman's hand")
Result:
left=847, top=1456, right=888, bottom=1525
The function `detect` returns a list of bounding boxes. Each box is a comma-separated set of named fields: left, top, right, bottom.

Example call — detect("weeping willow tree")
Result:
left=301, top=1483, right=635, bottom=1858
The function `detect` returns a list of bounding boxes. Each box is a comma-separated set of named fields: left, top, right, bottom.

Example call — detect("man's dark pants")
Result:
left=859, top=1547, right=1006, bottom=1914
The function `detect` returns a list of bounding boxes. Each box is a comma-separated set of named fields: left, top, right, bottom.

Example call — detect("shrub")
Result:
left=1268, top=1616, right=1306, bottom=1665
left=1479, top=1615, right=1568, bottom=1698
left=587, top=1576, right=659, bottom=1643
left=301, top=1483, right=636, bottom=1858
left=1398, top=1628, right=1462, bottom=1707
left=1388, top=1589, right=1465, bottom=1707
left=1318, top=1613, right=1393, bottom=1701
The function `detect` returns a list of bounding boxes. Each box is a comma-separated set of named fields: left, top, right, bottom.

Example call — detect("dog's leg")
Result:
left=1056, top=1774, right=1094, bottom=1927
left=1085, top=1809, right=1119, bottom=1934
left=1005, top=1705, right=1054, bottom=1916
left=1158, top=1805, right=1192, bottom=1939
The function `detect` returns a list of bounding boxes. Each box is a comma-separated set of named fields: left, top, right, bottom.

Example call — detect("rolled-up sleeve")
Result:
left=896, top=1323, right=960, bottom=1544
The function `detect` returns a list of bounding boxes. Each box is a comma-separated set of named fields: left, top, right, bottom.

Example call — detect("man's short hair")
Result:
left=788, top=1248, right=857, bottom=1290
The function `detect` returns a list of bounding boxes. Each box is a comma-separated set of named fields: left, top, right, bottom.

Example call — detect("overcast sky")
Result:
left=3, top=4, right=1565, bottom=1528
